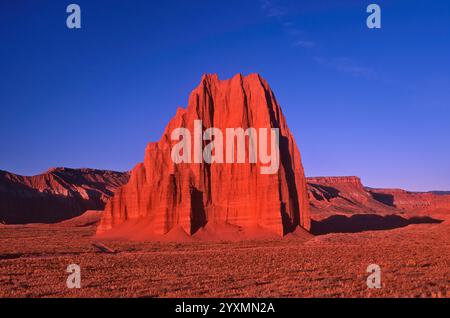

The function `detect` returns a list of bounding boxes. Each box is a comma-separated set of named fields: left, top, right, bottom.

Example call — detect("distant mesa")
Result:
left=0, top=168, right=129, bottom=224
left=307, top=176, right=387, bottom=218
left=97, top=73, right=311, bottom=240
left=307, top=176, right=450, bottom=217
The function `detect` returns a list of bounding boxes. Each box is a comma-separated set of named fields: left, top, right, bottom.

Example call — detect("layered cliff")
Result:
left=368, top=188, right=450, bottom=214
left=97, top=73, right=311, bottom=238
left=0, top=168, right=129, bottom=224
left=307, top=176, right=450, bottom=220
left=307, top=176, right=393, bottom=219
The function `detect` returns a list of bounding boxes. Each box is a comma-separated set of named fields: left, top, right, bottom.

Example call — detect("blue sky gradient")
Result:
left=0, top=0, right=449, bottom=191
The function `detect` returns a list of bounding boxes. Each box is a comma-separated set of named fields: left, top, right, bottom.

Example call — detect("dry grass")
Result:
left=0, top=221, right=448, bottom=298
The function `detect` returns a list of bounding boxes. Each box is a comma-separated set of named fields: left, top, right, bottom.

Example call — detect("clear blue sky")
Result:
left=1, top=0, right=449, bottom=191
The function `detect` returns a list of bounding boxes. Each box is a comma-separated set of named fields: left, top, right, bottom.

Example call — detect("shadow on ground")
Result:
left=311, top=214, right=443, bottom=235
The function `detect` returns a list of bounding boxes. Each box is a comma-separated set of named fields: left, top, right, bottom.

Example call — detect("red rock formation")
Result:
left=97, top=73, right=310, bottom=238
left=369, top=188, right=450, bottom=214
left=0, top=168, right=129, bottom=224
left=307, top=176, right=394, bottom=220
left=307, top=176, right=450, bottom=220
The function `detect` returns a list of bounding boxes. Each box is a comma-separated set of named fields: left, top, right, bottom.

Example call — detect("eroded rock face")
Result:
left=307, top=176, right=398, bottom=220
left=97, top=73, right=311, bottom=238
left=0, top=168, right=130, bottom=224
left=307, top=176, right=450, bottom=220
left=369, top=188, right=450, bottom=213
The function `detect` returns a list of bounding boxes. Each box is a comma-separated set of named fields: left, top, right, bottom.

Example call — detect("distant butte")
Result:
left=307, top=176, right=450, bottom=221
left=0, top=168, right=129, bottom=224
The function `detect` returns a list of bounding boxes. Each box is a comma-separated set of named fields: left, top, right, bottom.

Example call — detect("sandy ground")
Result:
left=0, top=217, right=448, bottom=298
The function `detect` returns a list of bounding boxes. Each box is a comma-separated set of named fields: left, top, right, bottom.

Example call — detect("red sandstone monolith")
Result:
left=97, top=74, right=311, bottom=238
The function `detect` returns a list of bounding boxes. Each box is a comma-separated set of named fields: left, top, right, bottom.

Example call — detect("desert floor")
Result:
left=0, top=218, right=448, bottom=298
